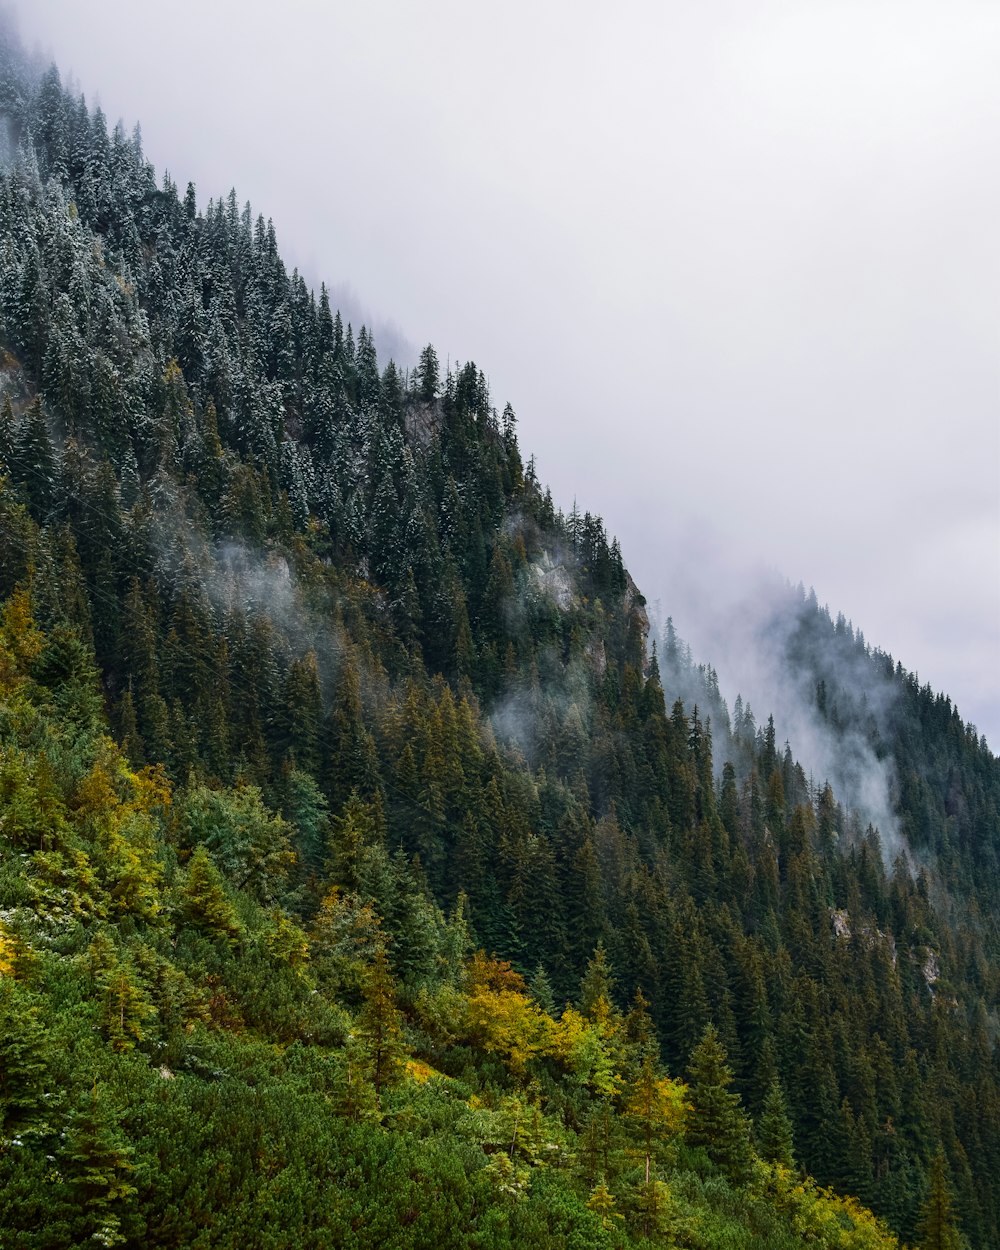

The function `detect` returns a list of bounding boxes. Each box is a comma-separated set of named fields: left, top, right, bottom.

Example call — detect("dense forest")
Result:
left=0, top=26, right=998, bottom=1249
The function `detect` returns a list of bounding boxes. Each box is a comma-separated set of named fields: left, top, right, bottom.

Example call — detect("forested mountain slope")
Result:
left=0, top=33, right=997, bottom=1250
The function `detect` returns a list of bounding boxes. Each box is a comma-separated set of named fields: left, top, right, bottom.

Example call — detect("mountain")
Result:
left=0, top=31, right=997, bottom=1250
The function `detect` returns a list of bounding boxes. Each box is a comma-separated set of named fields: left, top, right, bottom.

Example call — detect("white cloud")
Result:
left=16, top=0, right=1000, bottom=749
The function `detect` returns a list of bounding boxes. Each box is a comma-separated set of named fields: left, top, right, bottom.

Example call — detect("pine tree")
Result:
left=686, top=1023, right=754, bottom=1183
left=98, top=959, right=156, bottom=1053
left=757, top=1078, right=795, bottom=1169
left=328, top=789, right=383, bottom=890
left=634, top=1178, right=685, bottom=1241
left=624, top=1050, right=688, bottom=1185
left=356, top=943, right=404, bottom=1106
left=11, top=398, right=57, bottom=519
left=414, top=343, right=440, bottom=402
left=0, top=396, right=14, bottom=476
left=586, top=1176, right=622, bottom=1231
left=528, top=963, right=555, bottom=1015
left=579, top=940, right=616, bottom=1019
left=0, top=981, right=51, bottom=1138
left=179, top=783, right=294, bottom=902
left=279, top=650, right=322, bottom=773
left=179, top=845, right=243, bottom=946
left=916, top=1152, right=964, bottom=1250
left=61, top=1086, right=137, bottom=1247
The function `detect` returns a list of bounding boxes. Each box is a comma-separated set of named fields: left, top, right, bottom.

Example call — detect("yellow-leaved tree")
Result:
left=462, top=952, right=554, bottom=1077
left=73, top=744, right=170, bottom=922
left=624, top=1051, right=689, bottom=1184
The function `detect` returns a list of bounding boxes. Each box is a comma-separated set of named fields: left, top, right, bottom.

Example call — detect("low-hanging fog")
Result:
left=13, top=0, right=1000, bottom=753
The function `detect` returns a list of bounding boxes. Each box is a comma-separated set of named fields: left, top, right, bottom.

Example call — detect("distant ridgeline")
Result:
left=0, top=29, right=997, bottom=1250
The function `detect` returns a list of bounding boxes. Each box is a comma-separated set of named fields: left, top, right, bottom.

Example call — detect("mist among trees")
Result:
left=0, top=31, right=996, bottom=1250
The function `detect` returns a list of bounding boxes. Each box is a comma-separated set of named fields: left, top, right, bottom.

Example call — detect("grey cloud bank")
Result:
left=14, top=0, right=1000, bottom=749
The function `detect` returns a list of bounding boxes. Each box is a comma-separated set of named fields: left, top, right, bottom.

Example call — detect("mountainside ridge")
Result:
left=0, top=33, right=998, bottom=1250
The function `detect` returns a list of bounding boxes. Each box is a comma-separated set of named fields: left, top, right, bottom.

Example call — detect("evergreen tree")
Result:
left=0, top=396, right=14, bottom=475
left=357, top=943, right=404, bottom=1106
left=586, top=1177, right=622, bottom=1232
left=414, top=343, right=440, bottom=402
left=757, top=1078, right=796, bottom=1169
left=579, top=940, right=616, bottom=1019
left=11, top=398, right=57, bottom=519
left=686, top=1023, right=754, bottom=1183
left=917, top=1152, right=965, bottom=1250
left=98, top=958, right=155, bottom=1053
left=179, top=845, right=243, bottom=945
left=61, top=1086, right=137, bottom=1247
left=0, top=981, right=51, bottom=1138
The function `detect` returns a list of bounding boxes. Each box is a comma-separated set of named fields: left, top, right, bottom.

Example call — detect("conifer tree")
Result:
left=61, top=1086, right=137, bottom=1247
left=279, top=650, right=322, bottom=773
left=916, top=1152, right=964, bottom=1250
left=328, top=789, right=384, bottom=890
left=11, top=398, right=57, bottom=519
left=634, top=1178, right=683, bottom=1241
left=624, top=1050, right=688, bottom=1185
left=528, top=963, right=555, bottom=1016
left=757, top=1078, right=796, bottom=1169
left=579, top=940, right=615, bottom=1019
left=0, top=981, right=50, bottom=1138
left=0, top=396, right=14, bottom=475
left=357, top=943, right=404, bottom=1107
left=414, top=344, right=440, bottom=402
left=179, top=845, right=243, bottom=945
left=98, top=959, right=155, bottom=1053
left=686, top=1023, right=754, bottom=1183
left=586, top=1177, right=622, bottom=1232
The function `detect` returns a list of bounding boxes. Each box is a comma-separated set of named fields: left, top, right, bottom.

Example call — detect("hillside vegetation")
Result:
left=0, top=34, right=997, bottom=1249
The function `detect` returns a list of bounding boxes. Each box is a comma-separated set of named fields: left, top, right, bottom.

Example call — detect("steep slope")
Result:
left=0, top=36, right=997, bottom=1250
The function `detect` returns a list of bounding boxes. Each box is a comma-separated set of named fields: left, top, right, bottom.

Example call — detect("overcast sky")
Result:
left=15, top=0, right=1000, bottom=750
